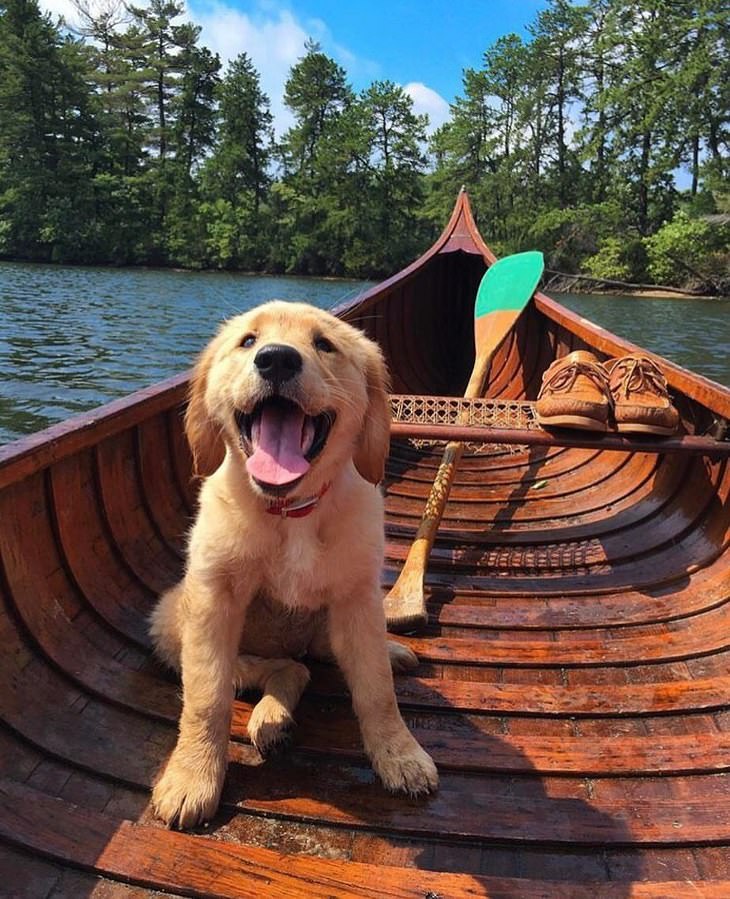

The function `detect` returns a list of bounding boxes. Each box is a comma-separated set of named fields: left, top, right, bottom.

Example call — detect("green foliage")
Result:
left=0, top=0, right=727, bottom=285
left=644, top=211, right=719, bottom=285
left=584, top=237, right=648, bottom=282
left=527, top=202, right=625, bottom=271
left=0, top=0, right=99, bottom=261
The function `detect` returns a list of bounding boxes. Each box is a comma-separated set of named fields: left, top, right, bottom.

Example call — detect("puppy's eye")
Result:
left=314, top=335, right=335, bottom=353
left=241, top=334, right=256, bottom=349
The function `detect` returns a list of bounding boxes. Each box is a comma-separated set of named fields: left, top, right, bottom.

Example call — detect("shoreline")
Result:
left=551, top=287, right=729, bottom=300
left=1, top=257, right=726, bottom=300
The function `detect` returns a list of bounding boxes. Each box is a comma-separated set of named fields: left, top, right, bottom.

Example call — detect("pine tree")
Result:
left=280, top=38, right=352, bottom=180
left=205, top=53, right=272, bottom=211
left=0, top=0, right=100, bottom=261
left=528, top=0, right=588, bottom=207
left=358, top=80, right=428, bottom=273
left=199, top=53, right=273, bottom=268
left=274, top=40, right=354, bottom=273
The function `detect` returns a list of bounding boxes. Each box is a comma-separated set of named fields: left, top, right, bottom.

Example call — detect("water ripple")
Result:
left=0, top=262, right=369, bottom=444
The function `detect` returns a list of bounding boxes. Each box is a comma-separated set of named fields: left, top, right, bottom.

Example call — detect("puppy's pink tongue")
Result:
left=246, top=403, right=310, bottom=486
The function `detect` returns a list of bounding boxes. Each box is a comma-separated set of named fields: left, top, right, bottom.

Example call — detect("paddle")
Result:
left=384, top=251, right=545, bottom=633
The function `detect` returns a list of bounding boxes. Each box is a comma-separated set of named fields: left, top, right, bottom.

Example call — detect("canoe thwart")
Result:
left=389, top=394, right=730, bottom=456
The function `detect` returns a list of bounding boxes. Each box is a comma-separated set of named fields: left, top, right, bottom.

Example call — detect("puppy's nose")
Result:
left=254, top=343, right=303, bottom=385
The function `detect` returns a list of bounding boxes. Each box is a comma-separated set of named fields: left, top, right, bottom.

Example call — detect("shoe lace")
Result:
left=610, top=356, right=669, bottom=400
left=541, top=358, right=611, bottom=396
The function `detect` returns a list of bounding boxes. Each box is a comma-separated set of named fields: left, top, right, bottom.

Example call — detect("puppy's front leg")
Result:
left=152, top=575, right=249, bottom=828
left=328, top=592, right=438, bottom=796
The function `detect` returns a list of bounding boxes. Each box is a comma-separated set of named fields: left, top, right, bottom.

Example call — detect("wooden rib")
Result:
left=386, top=449, right=651, bottom=515
left=135, top=416, right=189, bottom=558
left=166, top=405, right=198, bottom=514
left=0, top=474, right=159, bottom=709
left=396, top=611, right=730, bottom=666
left=48, top=452, right=154, bottom=646
left=94, top=430, right=182, bottom=594
left=386, top=455, right=677, bottom=539
left=386, top=441, right=575, bottom=484
left=420, top=561, right=730, bottom=629
left=326, top=671, right=730, bottom=718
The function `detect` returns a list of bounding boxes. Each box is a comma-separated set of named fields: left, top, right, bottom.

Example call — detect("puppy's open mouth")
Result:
left=236, top=397, right=334, bottom=493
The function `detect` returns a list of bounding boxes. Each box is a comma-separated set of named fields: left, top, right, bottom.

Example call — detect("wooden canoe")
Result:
left=1, top=190, right=729, bottom=896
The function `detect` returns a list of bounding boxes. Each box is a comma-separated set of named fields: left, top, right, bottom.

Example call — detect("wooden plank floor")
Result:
left=0, top=409, right=729, bottom=896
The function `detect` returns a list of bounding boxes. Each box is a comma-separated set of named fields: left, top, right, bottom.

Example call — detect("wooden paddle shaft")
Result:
left=385, top=257, right=543, bottom=630
left=384, top=339, right=500, bottom=615
left=405, top=338, right=497, bottom=547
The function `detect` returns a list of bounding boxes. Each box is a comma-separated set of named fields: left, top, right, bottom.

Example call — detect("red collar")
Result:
left=266, top=482, right=331, bottom=518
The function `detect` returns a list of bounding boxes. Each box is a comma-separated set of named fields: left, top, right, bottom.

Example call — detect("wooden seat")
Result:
left=390, top=394, right=730, bottom=456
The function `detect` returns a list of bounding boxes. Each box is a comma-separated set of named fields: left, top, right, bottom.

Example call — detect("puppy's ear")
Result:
left=185, top=340, right=226, bottom=478
left=354, top=339, right=392, bottom=485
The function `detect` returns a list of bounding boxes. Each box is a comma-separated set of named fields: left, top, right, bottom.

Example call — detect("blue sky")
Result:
left=44, top=0, right=551, bottom=134
left=262, top=0, right=551, bottom=100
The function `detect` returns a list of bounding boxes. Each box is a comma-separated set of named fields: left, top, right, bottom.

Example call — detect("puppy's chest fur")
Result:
left=256, top=523, right=333, bottom=610
left=238, top=486, right=382, bottom=618
left=237, top=524, right=335, bottom=659
left=239, top=592, right=326, bottom=659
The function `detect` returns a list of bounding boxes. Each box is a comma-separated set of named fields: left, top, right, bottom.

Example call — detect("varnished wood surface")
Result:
left=1, top=190, right=729, bottom=895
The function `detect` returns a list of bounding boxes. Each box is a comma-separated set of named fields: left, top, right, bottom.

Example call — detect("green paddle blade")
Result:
left=475, top=251, right=544, bottom=318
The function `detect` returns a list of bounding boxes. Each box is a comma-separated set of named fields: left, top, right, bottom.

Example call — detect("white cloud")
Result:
left=187, top=1, right=380, bottom=133
left=404, top=82, right=450, bottom=134
left=40, top=0, right=78, bottom=24
left=188, top=0, right=310, bottom=135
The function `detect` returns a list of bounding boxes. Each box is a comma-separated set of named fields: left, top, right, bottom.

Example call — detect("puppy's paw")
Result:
left=248, top=697, right=295, bottom=755
left=152, top=752, right=225, bottom=829
left=371, top=732, right=439, bottom=797
left=387, top=640, right=419, bottom=673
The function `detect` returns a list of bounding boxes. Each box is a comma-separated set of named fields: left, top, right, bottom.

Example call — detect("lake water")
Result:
left=1, top=260, right=728, bottom=446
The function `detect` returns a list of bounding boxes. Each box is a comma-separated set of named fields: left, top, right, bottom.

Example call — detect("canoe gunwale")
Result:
left=0, top=372, right=190, bottom=491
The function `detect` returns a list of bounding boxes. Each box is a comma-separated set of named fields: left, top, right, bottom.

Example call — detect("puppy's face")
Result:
left=186, top=301, right=391, bottom=496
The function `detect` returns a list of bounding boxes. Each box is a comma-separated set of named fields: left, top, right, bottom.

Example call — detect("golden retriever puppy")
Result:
left=149, top=300, right=438, bottom=828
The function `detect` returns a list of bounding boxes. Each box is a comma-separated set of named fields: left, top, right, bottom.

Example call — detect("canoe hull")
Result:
left=1, top=191, right=729, bottom=894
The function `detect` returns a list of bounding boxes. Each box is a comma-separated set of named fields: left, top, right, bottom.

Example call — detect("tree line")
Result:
left=0, top=0, right=727, bottom=288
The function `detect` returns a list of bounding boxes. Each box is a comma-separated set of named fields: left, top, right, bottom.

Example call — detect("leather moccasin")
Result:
left=606, top=354, right=679, bottom=436
left=536, top=350, right=612, bottom=432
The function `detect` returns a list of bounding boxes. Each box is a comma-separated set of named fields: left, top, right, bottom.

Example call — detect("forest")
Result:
left=0, top=0, right=728, bottom=290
